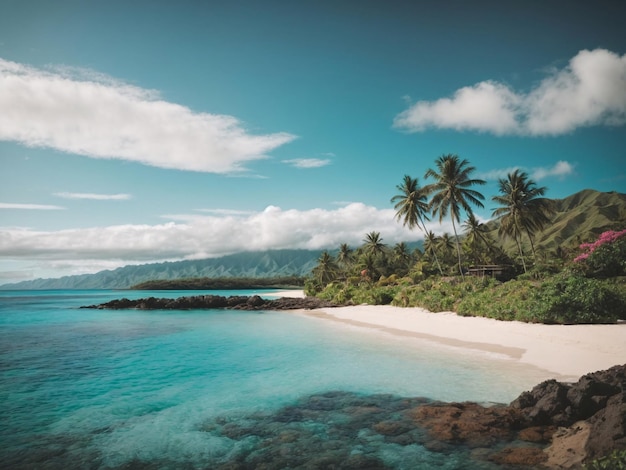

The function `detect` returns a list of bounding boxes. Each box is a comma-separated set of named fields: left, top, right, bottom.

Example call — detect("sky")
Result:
left=0, top=0, right=625, bottom=285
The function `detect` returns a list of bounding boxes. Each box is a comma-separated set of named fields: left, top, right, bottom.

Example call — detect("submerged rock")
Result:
left=198, top=365, right=626, bottom=469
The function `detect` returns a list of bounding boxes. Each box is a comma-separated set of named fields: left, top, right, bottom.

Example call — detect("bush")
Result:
left=532, top=273, right=625, bottom=324
left=574, top=229, right=626, bottom=278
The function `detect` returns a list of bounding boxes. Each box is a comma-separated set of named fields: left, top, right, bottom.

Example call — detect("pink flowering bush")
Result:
left=574, top=229, right=626, bottom=278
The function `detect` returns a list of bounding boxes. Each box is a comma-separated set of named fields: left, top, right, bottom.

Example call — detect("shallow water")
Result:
left=0, top=290, right=548, bottom=469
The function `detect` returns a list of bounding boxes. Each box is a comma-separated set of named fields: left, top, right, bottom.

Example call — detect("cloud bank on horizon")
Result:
left=0, top=59, right=296, bottom=173
left=0, top=203, right=455, bottom=281
left=394, top=49, right=626, bottom=135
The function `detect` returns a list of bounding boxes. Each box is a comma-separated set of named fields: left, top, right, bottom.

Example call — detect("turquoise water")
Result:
left=0, top=290, right=547, bottom=469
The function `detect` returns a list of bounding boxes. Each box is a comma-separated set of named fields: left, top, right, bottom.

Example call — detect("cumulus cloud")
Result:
left=394, top=49, right=626, bottom=135
left=0, top=58, right=296, bottom=173
left=0, top=204, right=452, bottom=281
left=54, top=192, right=132, bottom=200
left=282, top=158, right=332, bottom=168
left=0, top=202, right=65, bottom=210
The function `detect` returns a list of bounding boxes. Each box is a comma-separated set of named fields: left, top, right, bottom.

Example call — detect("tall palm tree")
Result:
left=391, top=175, right=443, bottom=275
left=491, top=169, right=554, bottom=272
left=424, top=154, right=486, bottom=277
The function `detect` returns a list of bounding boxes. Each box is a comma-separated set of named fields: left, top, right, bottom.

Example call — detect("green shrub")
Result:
left=583, top=449, right=626, bottom=470
left=532, top=273, right=625, bottom=324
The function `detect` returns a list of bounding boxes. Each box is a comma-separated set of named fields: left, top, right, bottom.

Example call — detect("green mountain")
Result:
left=483, top=189, right=626, bottom=255
left=1, top=249, right=324, bottom=290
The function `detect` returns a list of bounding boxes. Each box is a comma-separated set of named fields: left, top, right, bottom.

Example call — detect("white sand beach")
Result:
left=279, top=290, right=626, bottom=381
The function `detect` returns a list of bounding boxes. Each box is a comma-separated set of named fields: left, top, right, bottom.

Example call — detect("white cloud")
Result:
left=531, top=160, right=575, bottom=180
left=394, top=81, right=521, bottom=135
left=480, top=160, right=575, bottom=182
left=282, top=158, right=332, bottom=168
left=0, top=203, right=65, bottom=210
left=0, top=58, right=296, bottom=173
left=477, top=166, right=522, bottom=181
left=0, top=203, right=453, bottom=282
left=55, top=192, right=132, bottom=200
left=394, top=49, right=626, bottom=136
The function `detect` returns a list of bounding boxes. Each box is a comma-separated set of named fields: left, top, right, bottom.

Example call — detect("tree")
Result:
left=312, top=251, right=338, bottom=286
left=424, top=154, right=486, bottom=277
left=462, top=213, right=492, bottom=265
left=391, top=175, right=443, bottom=275
left=491, top=169, right=554, bottom=272
left=363, top=231, right=386, bottom=257
left=392, top=242, right=412, bottom=275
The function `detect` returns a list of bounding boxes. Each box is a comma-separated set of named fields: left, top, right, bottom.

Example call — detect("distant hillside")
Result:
left=1, top=250, right=324, bottom=290
left=484, top=189, right=626, bottom=254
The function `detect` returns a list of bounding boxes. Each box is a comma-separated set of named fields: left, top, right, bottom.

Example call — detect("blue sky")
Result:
left=1, top=0, right=625, bottom=284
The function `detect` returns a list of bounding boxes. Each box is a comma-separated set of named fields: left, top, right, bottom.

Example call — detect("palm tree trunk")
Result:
left=451, top=217, right=464, bottom=278
left=525, top=228, right=537, bottom=260
left=515, top=235, right=527, bottom=273
left=420, top=220, right=444, bottom=276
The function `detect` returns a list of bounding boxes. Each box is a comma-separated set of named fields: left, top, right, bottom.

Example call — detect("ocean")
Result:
left=0, top=290, right=549, bottom=469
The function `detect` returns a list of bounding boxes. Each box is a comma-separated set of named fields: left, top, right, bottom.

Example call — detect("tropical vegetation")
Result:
left=306, top=155, right=626, bottom=325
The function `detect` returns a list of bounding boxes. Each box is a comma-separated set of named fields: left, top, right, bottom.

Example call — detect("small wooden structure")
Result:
left=467, top=265, right=506, bottom=279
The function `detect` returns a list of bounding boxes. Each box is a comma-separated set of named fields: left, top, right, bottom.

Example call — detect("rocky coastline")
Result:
left=201, top=365, right=625, bottom=469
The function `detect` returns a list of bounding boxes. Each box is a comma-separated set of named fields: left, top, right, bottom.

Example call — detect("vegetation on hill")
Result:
left=306, top=154, right=626, bottom=324
left=131, top=276, right=305, bottom=290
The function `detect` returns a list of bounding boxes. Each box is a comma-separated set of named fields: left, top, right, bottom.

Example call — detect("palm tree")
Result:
left=391, top=175, right=443, bottom=275
left=437, top=233, right=456, bottom=267
left=462, top=213, right=492, bottom=264
left=392, top=242, right=413, bottom=275
left=337, top=243, right=353, bottom=274
left=423, top=231, right=439, bottom=260
left=424, top=154, right=486, bottom=277
left=491, top=169, right=554, bottom=272
left=312, top=251, right=338, bottom=285
left=363, top=231, right=386, bottom=257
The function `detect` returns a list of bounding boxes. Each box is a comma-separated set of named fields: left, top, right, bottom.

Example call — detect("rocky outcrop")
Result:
left=81, top=294, right=338, bottom=311
left=196, top=367, right=625, bottom=469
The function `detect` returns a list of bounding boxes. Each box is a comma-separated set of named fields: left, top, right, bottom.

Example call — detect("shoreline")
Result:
left=279, top=290, right=626, bottom=381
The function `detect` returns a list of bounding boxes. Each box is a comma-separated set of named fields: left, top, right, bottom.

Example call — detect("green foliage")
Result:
left=313, top=271, right=626, bottom=325
left=132, top=276, right=305, bottom=290
left=584, top=449, right=626, bottom=470
left=316, top=282, right=400, bottom=306
left=533, top=272, right=625, bottom=323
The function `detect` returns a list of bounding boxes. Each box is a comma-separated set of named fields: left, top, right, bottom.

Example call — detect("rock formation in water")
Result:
left=81, top=294, right=337, bottom=311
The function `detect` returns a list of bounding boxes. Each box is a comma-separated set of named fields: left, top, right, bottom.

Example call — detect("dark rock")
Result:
left=408, top=402, right=524, bottom=447
left=585, top=390, right=626, bottom=461
left=82, top=294, right=338, bottom=311
left=510, top=379, right=572, bottom=426
left=489, top=446, right=548, bottom=466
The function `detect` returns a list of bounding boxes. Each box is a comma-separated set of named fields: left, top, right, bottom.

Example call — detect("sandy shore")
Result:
left=280, top=290, right=626, bottom=381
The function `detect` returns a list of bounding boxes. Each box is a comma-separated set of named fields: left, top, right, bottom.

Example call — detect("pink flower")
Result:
left=575, top=229, right=626, bottom=263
